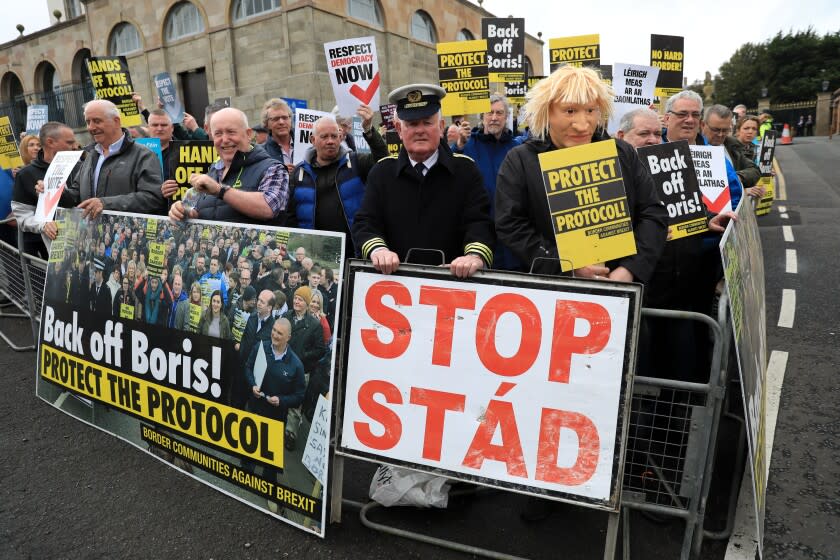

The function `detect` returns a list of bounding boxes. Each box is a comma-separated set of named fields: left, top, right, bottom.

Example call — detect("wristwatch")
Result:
left=218, top=184, right=231, bottom=199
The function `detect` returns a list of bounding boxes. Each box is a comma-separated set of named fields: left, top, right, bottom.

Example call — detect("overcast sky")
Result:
left=2, top=0, right=838, bottom=84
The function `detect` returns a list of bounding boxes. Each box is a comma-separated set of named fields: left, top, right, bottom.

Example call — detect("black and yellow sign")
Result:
left=637, top=141, right=707, bottom=240
left=504, top=81, right=527, bottom=104
left=549, top=34, right=600, bottom=73
left=650, top=35, right=684, bottom=99
left=85, top=56, right=142, bottom=127
left=168, top=140, right=218, bottom=202
left=755, top=131, right=777, bottom=216
left=539, top=140, right=636, bottom=271
left=482, top=18, right=525, bottom=83
left=437, top=39, right=491, bottom=116
left=0, top=115, right=23, bottom=170
left=385, top=130, right=402, bottom=157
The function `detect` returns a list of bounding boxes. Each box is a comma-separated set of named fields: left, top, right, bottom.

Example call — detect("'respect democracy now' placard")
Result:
left=539, top=140, right=636, bottom=272
left=338, top=263, right=641, bottom=510
left=37, top=209, right=345, bottom=537
left=437, top=39, right=491, bottom=116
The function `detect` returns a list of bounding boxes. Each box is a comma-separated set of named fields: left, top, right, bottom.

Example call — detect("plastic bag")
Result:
left=369, top=464, right=451, bottom=508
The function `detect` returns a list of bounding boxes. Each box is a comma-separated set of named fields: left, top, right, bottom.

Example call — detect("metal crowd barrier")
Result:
left=0, top=218, right=47, bottom=351
left=331, top=297, right=733, bottom=560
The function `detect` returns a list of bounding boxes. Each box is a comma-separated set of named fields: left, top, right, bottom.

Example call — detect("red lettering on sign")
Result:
left=476, top=293, right=541, bottom=376
left=549, top=300, right=611, bottom=383
left=354, top=380, right=403, bottom=450
left=361, top=281, right=412, bottom=359
left=409, top=387, right=466, bottom=461
left=535, top=408, right=600, bottom=485
left=462, top=399, right=527, bottom=477
left=419, top=286, right=476, bottom=367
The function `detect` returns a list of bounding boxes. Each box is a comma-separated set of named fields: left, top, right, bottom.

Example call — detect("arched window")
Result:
left=108, top=22, right=142, bottom=56
left=36, top=61, right=60, bottom=93
left=410, top=11, right=437, bottom=43
left=456, top=29, right=474, bottom=41
left=165, top=2, right=205, bottom=42
left=347, top=0, right=383, bottom=26
left=232, top=0, right=280, bottom=22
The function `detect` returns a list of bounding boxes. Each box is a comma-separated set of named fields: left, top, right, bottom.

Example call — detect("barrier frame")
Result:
left=0, top=218, right=36, bottom=351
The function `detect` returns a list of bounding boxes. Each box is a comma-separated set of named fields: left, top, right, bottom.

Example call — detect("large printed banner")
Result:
left=338, top=264, right=641, bottom=510
left=650, top=35, right=684, bottom=99
left=293, top=108, right=331, bottom=165
left=324, top=36, right=380, bottom=117
left=539, top=139, right=636, bottom=271
left=549, top=34, right=600, bottom=73
left=86, top=56, right=142, bottom=127
left=37, top=210, right=345, bottom=536
left=755, top=131, right=777, bottom=216
left=437, top=39, right=491, bottom=117
left=481, top=18, right=525, bottom=83
left=689, top=144, right=732, bottom=214
left=720, top=199, right=767, bottom=557
left=0, top=115, right=23, bottom=170
left=606, top=63, right=660, bottom=135
left=637, top=141, right=707, bottom=240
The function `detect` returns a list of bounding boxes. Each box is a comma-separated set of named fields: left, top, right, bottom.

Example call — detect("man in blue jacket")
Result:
left=287, top=105, right=387, bottom=256
left=454, top=94, right=522, bottom=270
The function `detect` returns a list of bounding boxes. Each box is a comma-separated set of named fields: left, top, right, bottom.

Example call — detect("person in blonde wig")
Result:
left=494, top=65, right=667, bottom=281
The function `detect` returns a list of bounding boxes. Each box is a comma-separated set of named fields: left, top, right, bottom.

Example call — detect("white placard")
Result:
left=340, top=271, right=633, bottom=504
left=324, top=36, right=380, bottom=117
left=302, top=394, right=330, bottom=485
left=34, top=151, right=83, bottom=223
left=606, top=63, right=659, bottom=135
left=689, top=144, right=732, bottom=213
left=293, top=108, right=332, bottom=165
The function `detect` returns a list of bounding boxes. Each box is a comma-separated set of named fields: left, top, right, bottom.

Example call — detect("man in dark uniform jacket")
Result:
left=352, top=84, right=494, bottom=278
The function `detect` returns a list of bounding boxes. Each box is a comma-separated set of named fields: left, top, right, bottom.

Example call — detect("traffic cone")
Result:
left=781, top=123, right=792, bottom=145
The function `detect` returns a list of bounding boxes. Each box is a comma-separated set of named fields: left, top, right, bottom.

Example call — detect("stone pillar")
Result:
left=757, top=97, right=770, bottom=112
left=815, top=92, right=832, bottom=136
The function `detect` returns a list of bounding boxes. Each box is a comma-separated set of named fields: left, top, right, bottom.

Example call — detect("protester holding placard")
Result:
left=12, top=122, right=78, bottom=257
left=495, top=65, right=666, bottom=280
left=288, top=107, right=386, bottom=257
left=168, top=107, right=289, bottom=226
left=353, top=83, right=494, bottom=277
left=453, top=93, right=523, bottom=271
left=735, top=115, right=761, bottom=163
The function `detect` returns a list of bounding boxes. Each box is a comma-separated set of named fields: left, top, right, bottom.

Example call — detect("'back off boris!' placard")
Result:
left=539, top=140, right=636, bottom=271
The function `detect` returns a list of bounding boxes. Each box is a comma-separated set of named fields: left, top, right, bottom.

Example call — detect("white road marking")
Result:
left=778, top=289, right=796, bottom=328
left=780, top=213, right=789, bottom=219
left=785, top=249, right=798, bottom=274
left=725, top=351, right=789, bottom=560
left=777, top=205, right=787, bottom=213
left=782, top=225, right=794, bottom=242
left=774, top=159, right=786, bottom=200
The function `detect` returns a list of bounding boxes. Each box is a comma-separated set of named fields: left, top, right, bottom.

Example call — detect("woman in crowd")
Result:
left=113, top=275, right=138, bottom=320
left=175, top=281, right=204, bottom=333
left=735, top=115, right=762, bottom=162
left=309, top=290, right=332, bottom=344
left=199, top=289, right=231, bottom=339
left=19, top=135, right=40, bottom=166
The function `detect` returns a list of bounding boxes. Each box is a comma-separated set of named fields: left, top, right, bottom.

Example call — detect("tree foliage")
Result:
left=713, top=28, right=840, bottom=106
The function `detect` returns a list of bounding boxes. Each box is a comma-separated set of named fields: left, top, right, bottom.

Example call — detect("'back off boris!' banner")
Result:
left=549, top=34, right=600, bottom=73
left=437, top=40, right=491, bottom=116
left=338, top=264, right=641, bottom=510
left=86, top=56, right=142, bottom=127
left=539, top=140, right=636, bottom=271
left=637, top=141, right=707, bottom=239
left=482, top=18, right=525, bottom=83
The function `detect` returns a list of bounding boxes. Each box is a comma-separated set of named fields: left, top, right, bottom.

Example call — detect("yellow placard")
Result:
left=538, top=140, right=636, bottom=271
left=119, top=303, right=135, bottom=319
left=188, top=302, right=202, bottom=331
left=754, top=176, right=775, bottom=216
left=40, top=344, right=285, bottom=468
left=437, top=40, right=491, bottom=116
left=0, top=115, right=23, bottom=170
left=549, top=35, right=600, bottom=72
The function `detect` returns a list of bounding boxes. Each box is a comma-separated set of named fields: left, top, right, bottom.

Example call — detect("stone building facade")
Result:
left=0, top=0, right=544, bottom=134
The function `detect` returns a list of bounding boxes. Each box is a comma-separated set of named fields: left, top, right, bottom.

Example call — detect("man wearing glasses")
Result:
left=261, top=98, right=296, bottom=173
left=701, top=104, right=760, bottom=194
left=454, top=93, right=523, bottom=271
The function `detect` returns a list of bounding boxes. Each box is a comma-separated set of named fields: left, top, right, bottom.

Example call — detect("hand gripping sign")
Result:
left=338, top=262, right=641, bottom=510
